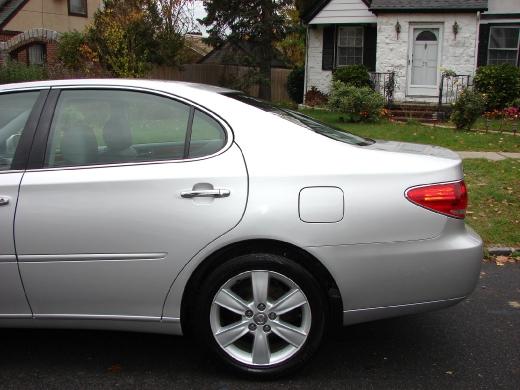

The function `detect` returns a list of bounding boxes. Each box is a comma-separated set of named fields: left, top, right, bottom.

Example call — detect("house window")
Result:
left=337, top=27, right=363, bottom=66
left=28, top=44, right=45, bottom=65
left=69, top=0, right=87, bottom=17
left=488, top=27, right=519, bottom=66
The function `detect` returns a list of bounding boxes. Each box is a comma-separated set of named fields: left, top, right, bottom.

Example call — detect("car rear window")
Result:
left=223, top=93, right=374, bottom=146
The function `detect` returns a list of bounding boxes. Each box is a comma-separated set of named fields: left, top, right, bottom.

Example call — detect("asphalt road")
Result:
left=0, top=262, right=518, bottom=390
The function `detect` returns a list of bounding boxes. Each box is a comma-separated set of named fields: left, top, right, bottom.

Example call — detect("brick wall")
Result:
left=0, top=28, right=60, bottom=66
left=46, top=41, right=58, bottom=64
left=0, top=31, right=20, bottom=42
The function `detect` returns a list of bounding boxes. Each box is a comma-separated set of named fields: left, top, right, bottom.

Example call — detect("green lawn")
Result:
left=301, top=109, right=519, bottom=246
left=464, top=159, right=520, bottom=247
left=301, top=109, right=520, bottom=152
left=473, top=117, right=520, bottom=133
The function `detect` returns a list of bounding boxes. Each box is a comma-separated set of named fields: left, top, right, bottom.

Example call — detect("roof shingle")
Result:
left=0, top=0, right=27, bottom=29
left=370, top=0, right=487, bottom=11
left=302, top=1, right=488, bottom=23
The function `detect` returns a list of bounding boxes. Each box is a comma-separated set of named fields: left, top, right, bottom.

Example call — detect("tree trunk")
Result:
left=258, top=0, right=273, bottom=100
left=258, top=45, right=272, bottom=100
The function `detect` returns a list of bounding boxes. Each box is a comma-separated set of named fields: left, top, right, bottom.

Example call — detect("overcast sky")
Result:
left=192, top=1, right=208, bottom=35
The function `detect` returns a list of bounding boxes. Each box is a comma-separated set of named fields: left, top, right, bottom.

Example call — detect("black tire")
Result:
left=191, top=253, right=327, bottom=378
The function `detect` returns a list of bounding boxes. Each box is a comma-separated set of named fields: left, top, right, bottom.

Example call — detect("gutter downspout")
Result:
left=303, top=25, right=310, bottom=105
left=474, top=11, right=481, bottom=74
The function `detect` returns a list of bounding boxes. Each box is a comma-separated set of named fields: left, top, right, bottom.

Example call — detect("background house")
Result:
left=478, top=0, right=519, bottom=67
left=199, top=41, right=290, bottom=68
left=181, top=32, right=213, bottom=64
left=303, top=0, right=490, bottom=103
left=0, top=0, right=103, bottom=66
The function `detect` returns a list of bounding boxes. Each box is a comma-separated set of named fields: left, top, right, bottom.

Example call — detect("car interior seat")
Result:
left=60, top=124, right=98, bottom=166
left=100, top=113, right=137, bottom=163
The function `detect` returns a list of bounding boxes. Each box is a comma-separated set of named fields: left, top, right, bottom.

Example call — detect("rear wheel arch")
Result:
left=180, top=239, right=343, bottom=334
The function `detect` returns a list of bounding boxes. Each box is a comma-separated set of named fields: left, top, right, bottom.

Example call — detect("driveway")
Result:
left=0, top=262, right=518, bottom=390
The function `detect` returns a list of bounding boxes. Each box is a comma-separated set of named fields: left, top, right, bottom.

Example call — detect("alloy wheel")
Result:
left=210, top=270, right=312, bottom=366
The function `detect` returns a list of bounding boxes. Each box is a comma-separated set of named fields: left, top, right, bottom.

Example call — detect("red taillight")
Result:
left=405, top=180, right=468, bottom=219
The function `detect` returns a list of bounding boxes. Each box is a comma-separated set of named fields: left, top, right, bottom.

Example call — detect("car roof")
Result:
left=0, top=78, right=239, bottom=95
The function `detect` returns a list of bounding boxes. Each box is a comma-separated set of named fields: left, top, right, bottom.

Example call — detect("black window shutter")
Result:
left=363, top=25, right=377, bottom=71
left=477, top=24, right=490, bottom=67
left=322, top=25, right=336, bottom=71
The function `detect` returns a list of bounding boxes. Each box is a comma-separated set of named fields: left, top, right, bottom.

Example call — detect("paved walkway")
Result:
left=457, top=151, right=520, bottom=160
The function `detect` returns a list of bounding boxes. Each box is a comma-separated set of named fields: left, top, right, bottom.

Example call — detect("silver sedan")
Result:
left=0, top=79, right=482, bottom=377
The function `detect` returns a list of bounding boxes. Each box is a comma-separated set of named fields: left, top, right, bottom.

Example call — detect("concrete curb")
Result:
left=487, top=247, right=520, bottom=256
left=457, top=151, right=520, bottom=160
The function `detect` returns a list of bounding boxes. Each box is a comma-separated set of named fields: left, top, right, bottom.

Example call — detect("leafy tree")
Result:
left=276, top=6, right=305, bottom=67
left=57, top=31, right=99, bottom=73
left=149, top=0, right=196, bottom=66
left=87, top=0, right=153, bottom=77
left=201, top=0, right=293, bottom=99
left=295, top=0, right=318, bottom=16
left=87, top=0, right=191, bottom=77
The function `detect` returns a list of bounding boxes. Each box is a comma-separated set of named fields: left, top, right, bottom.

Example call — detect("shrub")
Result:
left=45, top=61, right=113, bottom=80
left=503, top=106, right=519, bottom=121
left=474, top=64, right=520, bottom=110
left=332, top=65, right=372, bottom=88
left=0, top=61, right=47, bottom=84
left=327, top=81, right=384, bottom=122
left=450, top=89, right=486, bottom=130
left=287, top=66, right=304, bottom=104
left=58, top=31, right=87, bottom=71
left=304, top=87, right=328, bottom=107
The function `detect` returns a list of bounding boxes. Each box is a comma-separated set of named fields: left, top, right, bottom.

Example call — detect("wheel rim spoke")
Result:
left=213, top=288, right=250, bottom=315
left=271, top=320, right=307, bottom=348
left=214, top=320, right=250, bottom=347
left=252, top=330, right=271, bottom=364
left=269, top=288, right=307, bottom=315
left=251, top=271, right=269, bottom=304
left=210, top=270, right=311, bottom=366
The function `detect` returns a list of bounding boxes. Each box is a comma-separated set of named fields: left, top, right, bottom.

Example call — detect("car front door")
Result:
left=14, top=87, right=248, bottom=320
left=0, top=89, right=48, bottom=317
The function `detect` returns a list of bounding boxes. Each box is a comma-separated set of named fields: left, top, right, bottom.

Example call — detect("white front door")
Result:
left=407, top=26, right=442, bottom=96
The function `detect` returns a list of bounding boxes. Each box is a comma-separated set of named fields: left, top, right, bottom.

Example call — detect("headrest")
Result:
left=103, top=115, right=133, bottom=152
left=60, top=125, right=98, bottom=165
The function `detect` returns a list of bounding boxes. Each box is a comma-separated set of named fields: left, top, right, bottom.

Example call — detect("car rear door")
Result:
left=0, top=89, right=48, bottom=317
left=14, top=87, right=248, bottom=319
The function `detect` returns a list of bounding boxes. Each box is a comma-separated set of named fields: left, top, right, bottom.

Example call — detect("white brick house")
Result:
left=302, top=0, right=490, bottom=103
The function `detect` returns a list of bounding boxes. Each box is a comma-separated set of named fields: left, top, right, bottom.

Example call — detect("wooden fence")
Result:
left=148, top=64, right=292, bottom=102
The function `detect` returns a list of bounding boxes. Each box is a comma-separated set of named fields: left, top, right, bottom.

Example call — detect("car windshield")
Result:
left=223, top=92, right=374, bottom=146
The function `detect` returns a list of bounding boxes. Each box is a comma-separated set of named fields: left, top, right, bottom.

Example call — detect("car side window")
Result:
left=45, top=89, right=192, bottom=167
left=189, top=109, right=226, bottom=159
left=0, top=91, right=40, bottom=171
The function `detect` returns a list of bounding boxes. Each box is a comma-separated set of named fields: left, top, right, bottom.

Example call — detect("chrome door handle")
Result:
left=181, top=189, right=230, bottom=199
left=0, top=196, right=9, bottom=206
